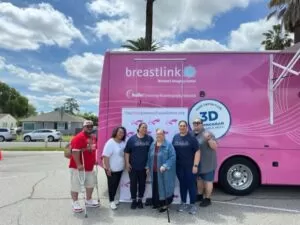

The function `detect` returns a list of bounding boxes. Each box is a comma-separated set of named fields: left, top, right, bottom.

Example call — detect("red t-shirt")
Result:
left=69, top=131, right=97, bottom=172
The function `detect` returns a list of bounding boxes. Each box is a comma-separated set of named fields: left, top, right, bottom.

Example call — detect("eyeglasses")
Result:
left=193, top=122, right=202, bottom=125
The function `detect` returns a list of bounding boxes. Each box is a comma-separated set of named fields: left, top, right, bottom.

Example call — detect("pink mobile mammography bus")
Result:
left=97, top=46, right=300, bottom=196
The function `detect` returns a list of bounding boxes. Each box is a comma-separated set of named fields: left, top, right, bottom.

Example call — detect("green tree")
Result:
left=145, top=0, right=156, bottom=50
left=63, top=98, right=80, bottom=115
left=121, top=37, right=160, bottom=51
left=77, top=112, right=98, bottom=125
left=27, top=104, right=37, bottom=117
left=0, top=82, right=36, bottom=118
left=54, top=98, right=80, bottom=115
left=261, top=24, right=293, bottom=50
left=267, top=0, right=300, bottom=44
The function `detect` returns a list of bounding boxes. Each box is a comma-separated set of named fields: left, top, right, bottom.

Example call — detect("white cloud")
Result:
left=87, top=0, right=127, bottom=17
left=153, top=17, right=286, bottom=52
left=110, top=17, right=280, bottom=52
left=87, top=0, right=251, bottom=43
left=1, top=54, right=102, bottom=113
left=25, top=94, right=71, bottom=111
left=0, top=56, right=99, bottom=110
left=25, top=93, right=99, bottom=113
left=62, top=52, right=104, bottom=81
left=0, top=57, right=72, bottom=92
left=228, top=17, right=280, bottom=51
left=163, top=38, right=228, bottom=51
left=0, top=2, right=87, bottom=51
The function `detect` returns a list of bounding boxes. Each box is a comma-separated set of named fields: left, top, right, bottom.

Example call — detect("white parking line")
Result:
left=214, top=200, right=300, bottom=213
left=0, top=162, right=53, bottom=167
left=0, top=174, right=35, bottom=180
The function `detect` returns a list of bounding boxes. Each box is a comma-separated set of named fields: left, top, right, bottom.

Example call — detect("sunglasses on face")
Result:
left=193, top=122, right=202, bottom=125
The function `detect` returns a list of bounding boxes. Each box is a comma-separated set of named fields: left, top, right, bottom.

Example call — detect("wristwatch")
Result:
left=194, top=164, right=198, bottom=167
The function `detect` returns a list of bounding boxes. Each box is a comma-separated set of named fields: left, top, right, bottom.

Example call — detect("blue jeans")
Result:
left=176, top=166, right=197, bottom=204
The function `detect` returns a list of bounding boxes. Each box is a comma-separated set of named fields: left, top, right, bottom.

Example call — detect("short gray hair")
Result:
left=156, top=128, right=165, bottom=134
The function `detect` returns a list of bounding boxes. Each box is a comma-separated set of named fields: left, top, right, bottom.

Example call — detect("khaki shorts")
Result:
left=70, top=169, right=96, bottom=193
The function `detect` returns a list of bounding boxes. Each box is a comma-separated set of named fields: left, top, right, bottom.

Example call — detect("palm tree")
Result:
left=145, top=0, right=156, bottom=51
left=121, top=37, right=160, bottom=51
left=267, top=0, right=300, bottom=44
left=261, top=24, right=293, bottom=50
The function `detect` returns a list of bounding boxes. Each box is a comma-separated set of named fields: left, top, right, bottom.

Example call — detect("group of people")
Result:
left=67, top=118, right=218, bottom=215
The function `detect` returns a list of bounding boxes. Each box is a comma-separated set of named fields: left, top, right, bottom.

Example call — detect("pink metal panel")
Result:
left=98, top=52, right=300, bottom=185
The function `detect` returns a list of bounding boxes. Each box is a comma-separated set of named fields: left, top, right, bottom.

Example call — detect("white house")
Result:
left=20, top=111, right=86, bottom=135
left=0, top=114, right=17, bottom=128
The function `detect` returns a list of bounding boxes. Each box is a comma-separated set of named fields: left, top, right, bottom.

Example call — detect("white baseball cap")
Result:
left=83, top=120, right=93, bottom=127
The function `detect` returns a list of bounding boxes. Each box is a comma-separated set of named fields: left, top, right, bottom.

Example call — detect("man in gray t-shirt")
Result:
left=192, top=118, right=218, bottom=207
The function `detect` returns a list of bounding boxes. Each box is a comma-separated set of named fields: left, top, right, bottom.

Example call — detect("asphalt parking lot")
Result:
left=0, top=151, right=300, bottom=225
left=0, top=141, right=68, bottom=148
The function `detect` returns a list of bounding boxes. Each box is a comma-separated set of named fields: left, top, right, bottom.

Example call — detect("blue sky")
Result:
left=0, top=0, right=279, bottom=115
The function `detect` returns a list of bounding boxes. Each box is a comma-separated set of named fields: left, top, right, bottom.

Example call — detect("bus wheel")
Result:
left=219, top=157, right=259, bottom=196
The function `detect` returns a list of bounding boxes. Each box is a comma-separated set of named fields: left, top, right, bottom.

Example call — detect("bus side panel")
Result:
left=200, top=53, right=300, bottom=185
left=97, top=52, right=300, bottom=186
left=261, top=56, right=300, bottom=185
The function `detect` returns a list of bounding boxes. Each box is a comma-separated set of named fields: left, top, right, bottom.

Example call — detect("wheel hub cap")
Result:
left=226, top=164, right=254, bottom=191
left=233, top=171, right=242, bottom=179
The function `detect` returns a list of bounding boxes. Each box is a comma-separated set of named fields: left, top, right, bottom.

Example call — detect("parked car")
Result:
left=23, top=129, right=62, bottom=142
left=0, top=128, right=17, bottom=142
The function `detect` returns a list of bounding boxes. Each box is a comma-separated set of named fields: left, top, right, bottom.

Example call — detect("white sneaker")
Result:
left=85, top=199, right=100, bottom=208
left=177, top=203, right=188, bottom=212
left=110, top=201, right=117, bottom=210
left=72, top=201, right=83, bottom=213
left=188, top=204, right=197, bottom=215
left=115, top=200, right=120, bottom=205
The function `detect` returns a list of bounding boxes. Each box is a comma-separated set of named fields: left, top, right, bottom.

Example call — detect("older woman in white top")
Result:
left=102, top=126, right=127, bottom=209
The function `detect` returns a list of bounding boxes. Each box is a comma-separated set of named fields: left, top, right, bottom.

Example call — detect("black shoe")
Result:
left=137, top=199, right=143, bottom=209
left=159, top=207, right=167, bottom=213
left=200, top=198, right=211, bottom=207
left=145, top=198, right=152, bottom=206
left=131, top=200, right=137, bottom=209
left=152, top=205, right=159, bottom=209
left=197, top=194, right=203, bottom=202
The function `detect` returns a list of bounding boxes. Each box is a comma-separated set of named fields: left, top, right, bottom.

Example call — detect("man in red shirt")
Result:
left=69, top=120, right=100, bottom=213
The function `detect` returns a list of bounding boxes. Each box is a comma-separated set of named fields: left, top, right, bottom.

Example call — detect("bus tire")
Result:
left=219, top=157, right=259, bottom=196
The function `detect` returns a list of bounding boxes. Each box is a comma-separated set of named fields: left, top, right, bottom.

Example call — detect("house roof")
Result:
left=0, top=114, right=7, bottom=120
left=0, top=114, right=12, bottom=120
left=20, top=111, right=86, bottom=122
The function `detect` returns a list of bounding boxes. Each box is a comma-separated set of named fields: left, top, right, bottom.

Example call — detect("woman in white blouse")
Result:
left=102, top=126, right=127, bottom=209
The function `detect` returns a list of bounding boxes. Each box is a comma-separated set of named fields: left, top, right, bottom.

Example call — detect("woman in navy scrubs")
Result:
left=172, top=120, right=200, bottom=215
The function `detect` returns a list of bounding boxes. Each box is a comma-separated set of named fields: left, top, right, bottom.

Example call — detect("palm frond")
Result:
left=277, top=7, right=287, bottom=19
left=261, top=23, right=293, bottom=49
left=121, top=37, right=161, bottom=51
left=268, top=0, right=288, bottom=8
left=267, top=10, right=278, bottom=20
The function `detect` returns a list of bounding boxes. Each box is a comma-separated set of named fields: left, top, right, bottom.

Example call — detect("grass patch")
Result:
left=3, top=147, right=65, bottom=151
left=62, top=135, right=73, bottom=142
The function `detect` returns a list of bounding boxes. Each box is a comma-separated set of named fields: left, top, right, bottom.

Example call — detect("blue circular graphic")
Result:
left=188, top=99, right=232, bottom=139
left=183, top=66, right=196, bottom=78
